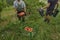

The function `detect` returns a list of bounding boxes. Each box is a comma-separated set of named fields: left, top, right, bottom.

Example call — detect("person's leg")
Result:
left=21, top=16, right=25, bottom=22
left=17, top=11, right=25, bottom=22
left=17, top=11, right=22, bottom=21
left=44, top=11, right=51, bottom=23
left=44, top=10, right=52, bottom=23
left=45, top=15, right=50, bottom=23
left=17, top=15, right=21, bottom=20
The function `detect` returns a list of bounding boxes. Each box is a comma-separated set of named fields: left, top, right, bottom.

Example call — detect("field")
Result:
left=0, top=0, right=60, bottom=40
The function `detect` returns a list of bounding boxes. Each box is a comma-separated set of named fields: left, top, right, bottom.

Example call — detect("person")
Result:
left=42, top=0, right=59, bottom=23
left=13, top=0, right=26, bottom=22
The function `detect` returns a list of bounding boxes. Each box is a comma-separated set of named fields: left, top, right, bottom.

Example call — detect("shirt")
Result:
left=13, top=0, right=26, bottom=9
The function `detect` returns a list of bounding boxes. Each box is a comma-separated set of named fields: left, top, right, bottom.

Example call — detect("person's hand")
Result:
left=41, top=7, right=43, bottom=9
left=14, top=7, right=17, bottom=12
left=42, top=3, right=50, bottom=9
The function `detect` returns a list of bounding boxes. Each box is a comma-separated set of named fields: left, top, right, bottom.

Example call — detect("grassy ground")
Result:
left=0, top=0, right=60, bottom=40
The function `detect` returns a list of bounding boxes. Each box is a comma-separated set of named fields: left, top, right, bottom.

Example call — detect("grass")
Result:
left=0, top=0, right=60, bottom=40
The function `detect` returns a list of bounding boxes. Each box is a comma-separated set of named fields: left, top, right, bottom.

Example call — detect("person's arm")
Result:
left=43, top=3, right=50, bottom=9
left=22, top=1, right=26, bottom=13
left=13, top=1, right=17, bottom=12
left=53, top=2, right=59, bottom=12
left=42, top=0, right=51, bottom=9
left=54, top=2, right=59, bottom=10
left=24, top=7, right=26, bottom=13
left=14, top=8, right=17, bottom=12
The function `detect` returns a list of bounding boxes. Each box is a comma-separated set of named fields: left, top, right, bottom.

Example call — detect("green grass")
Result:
left=0, top=0, right=60, bottom=40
